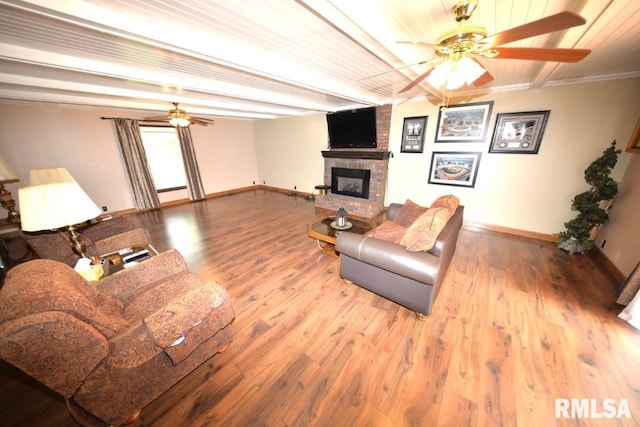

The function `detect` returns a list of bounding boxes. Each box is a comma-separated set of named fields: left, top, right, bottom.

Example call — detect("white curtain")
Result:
left=619, top=292, right=640, bottom=329
left=618, top=262, right=640, bottom=330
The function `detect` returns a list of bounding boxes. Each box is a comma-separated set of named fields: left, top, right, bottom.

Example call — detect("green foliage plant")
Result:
left=557, top=141, right=621, bottom=254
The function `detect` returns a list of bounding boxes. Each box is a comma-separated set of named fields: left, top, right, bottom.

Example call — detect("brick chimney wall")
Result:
left=315, top=104, right=391, bottom=218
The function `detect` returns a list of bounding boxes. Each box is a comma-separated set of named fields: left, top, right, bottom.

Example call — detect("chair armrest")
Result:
left=143, top=281, right=235, bottom=364
left=93, top=228, right=152, bottom=256
left=0, top=311, right=108, bottom=398
left=83, top=216, right=137, bottom=241
left=96, top=249, right=189, bottom=302
left=335, top=232, right=440, bottom=284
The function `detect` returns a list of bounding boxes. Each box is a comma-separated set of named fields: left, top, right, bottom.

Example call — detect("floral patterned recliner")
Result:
left=0, top=249, right=235, bottom=426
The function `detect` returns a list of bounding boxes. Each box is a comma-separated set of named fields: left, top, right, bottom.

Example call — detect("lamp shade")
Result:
left=0, top=155, right=19, bottom=183
left=29, top=167, right=77, bottom=185
left=19, top=182, right=102, bottom=232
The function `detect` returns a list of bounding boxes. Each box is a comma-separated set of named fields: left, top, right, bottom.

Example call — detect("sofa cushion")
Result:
left=400, top=207, right=451, bottom=252
left=430, top=194, right=460, bottom=216
left=368, top=220, right=407, bottom=244
left=393, top=199, right=427, bottom=227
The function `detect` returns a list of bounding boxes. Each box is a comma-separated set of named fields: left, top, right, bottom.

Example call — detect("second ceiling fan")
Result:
left=398, top=1, right=591, bottom=93
left=144, top=103, right=215, bottom=127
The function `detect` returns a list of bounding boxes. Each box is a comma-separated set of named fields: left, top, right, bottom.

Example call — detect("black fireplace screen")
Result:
left=331, top=167, right=371, bottom=199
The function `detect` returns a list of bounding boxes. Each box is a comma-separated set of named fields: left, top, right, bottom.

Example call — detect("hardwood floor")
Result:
left=2, top=190, right=639, bottom=426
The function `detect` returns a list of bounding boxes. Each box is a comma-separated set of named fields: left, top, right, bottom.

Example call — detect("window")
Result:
left=139, top=126, right=187, bottom=192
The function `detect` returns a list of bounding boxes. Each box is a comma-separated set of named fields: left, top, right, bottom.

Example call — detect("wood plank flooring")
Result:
left=1, top=190, right=639, bottom=426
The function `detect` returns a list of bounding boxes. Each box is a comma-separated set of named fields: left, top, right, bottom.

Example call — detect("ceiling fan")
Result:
left=398, top=1, right=591, bottom=93
left=143, top=103, right=215, bottom=127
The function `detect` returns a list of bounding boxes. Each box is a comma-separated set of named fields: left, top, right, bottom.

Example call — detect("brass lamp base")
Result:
left=67, top=224, right=87, bottom=258
left=0, top=184, right=20, bottom=224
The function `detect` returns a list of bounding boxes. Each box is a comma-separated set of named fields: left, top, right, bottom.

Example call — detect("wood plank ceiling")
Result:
left=0, top=0, right=638, bottom=119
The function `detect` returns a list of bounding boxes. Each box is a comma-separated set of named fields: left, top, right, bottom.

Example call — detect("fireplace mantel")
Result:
left=321, top=150, right=391, bottom=160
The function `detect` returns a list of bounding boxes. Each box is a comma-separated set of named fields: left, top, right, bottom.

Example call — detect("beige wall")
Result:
left=596, top=153, right=640, bottom=276
left=387, top=78, right=638, bottom=235
left=0, top=103, right=258, bottom=212
left=253, top=113, right=327, bottom=194
left=251, top=77, right=640, bottom=276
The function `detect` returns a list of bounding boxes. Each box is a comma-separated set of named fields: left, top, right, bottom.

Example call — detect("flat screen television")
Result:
left=326, top=107, right=377, bottom=149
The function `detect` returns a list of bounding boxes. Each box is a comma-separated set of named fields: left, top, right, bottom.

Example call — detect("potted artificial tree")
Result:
left=557, top=141, right=621, bottom=254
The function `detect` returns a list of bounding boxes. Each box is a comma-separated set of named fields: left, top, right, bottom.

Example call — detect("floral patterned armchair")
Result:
left=0, top=249, right=235, bottom=426
left=21, top=216, right=153, bottom=266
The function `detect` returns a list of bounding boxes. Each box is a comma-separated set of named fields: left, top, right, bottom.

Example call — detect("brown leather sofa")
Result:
left=0, top=249, right=235, bottom=426
left=335, top=202, right=463, bottom=318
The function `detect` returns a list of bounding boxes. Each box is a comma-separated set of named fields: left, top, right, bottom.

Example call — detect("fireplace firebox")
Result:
left=331, top=167, right=370, bottom=199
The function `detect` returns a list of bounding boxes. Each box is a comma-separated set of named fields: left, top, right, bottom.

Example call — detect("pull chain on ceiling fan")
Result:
left=397, top=1, right=591, bottom=95
left=143, top=103, right=215, bottom=127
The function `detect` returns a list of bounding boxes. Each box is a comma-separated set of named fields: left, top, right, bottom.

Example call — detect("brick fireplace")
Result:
left=315, top=104, right=391, bottom=218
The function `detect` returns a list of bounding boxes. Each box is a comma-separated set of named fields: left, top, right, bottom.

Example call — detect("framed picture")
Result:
left=401, top=116, right=427, bottom=153
left=435, top=101, right=493, bottom=143
left=625, top=117, right=640, bottom=153
left=489, top=110, right=550, bottom=154
left=428, top=151, right=482, bottom=188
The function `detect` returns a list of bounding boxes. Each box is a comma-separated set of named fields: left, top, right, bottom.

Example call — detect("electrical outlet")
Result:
left=102, top=206, right=108, bottom=212
left=612, top=250, right=621, bottom=262
left=294, top=185, right=297, bottom=190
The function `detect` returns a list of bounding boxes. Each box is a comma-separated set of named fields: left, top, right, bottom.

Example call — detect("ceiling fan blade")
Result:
left=396, top=40, right=437, bottom=48
left=471, top=59, right=494, bottom=86
left=143, top=115, right=170, bottom=121
left=485, top=11, right=586, bottom=48
left=359, top=59, right=436, bottom=82
left=189, top=117, right=215, bottom=126
left=493, top=47, right=591, bottom=62
left=400, top=68, right=434, bottom=93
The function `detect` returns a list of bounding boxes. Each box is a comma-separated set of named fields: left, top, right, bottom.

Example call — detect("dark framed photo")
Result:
left=489, top=110, right=550, bottom=154
left=428, top=151, right=482, bottom=188
left=435, top=101, right=493, bottom=143
left=625, top=117, right=640, bottom=153
left=401, top=116, right=427, bottom=153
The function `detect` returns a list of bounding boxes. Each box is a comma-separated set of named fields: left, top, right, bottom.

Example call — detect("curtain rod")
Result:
left=100, top=117, right=168, bottom=124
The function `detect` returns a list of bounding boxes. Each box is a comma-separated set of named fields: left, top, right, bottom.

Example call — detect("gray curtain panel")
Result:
left=113, top=118, right=160, bottom=210
left=176, top=126, right=206, bottom=200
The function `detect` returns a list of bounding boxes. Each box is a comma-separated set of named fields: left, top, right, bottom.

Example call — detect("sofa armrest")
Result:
left=386, top=203, right=403, bottom=221
left=96, top=249, right=189, bottom=302
left=93, top=228, right=152, bottom=256
left=143, top=281, right=235, bottom=364
left=0, top=311, right=108, bottom=398
left=335, top=232, right=440, bottom=284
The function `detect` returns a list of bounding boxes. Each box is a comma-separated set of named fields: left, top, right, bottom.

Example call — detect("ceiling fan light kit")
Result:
left=144, top=102, right=215, bottom=127
left=427, top=56, right=486, bottom=90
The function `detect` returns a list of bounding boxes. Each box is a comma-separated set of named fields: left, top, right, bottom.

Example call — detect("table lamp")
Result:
left=0, top=155, right=20, bottom=223
left=19, top=182, right=102, bottom=257
left=29, top=167, right=76, bottom=185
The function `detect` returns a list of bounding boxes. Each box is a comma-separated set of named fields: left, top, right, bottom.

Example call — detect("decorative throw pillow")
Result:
left=393, top=199, right=427, bottom=227
left=430, top=194, right=460, bottom=217
left=400, top=207, right=451, bottom=252
left=368, top=220, right=407, bottom=244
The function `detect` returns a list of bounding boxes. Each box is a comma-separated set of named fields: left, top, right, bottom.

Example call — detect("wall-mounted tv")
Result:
left=326, top=107, right=377, bottom=149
